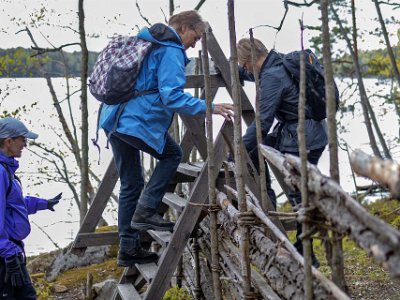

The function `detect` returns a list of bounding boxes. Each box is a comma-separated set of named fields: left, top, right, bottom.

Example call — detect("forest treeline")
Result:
left=0, top=46, right=398, bottom=78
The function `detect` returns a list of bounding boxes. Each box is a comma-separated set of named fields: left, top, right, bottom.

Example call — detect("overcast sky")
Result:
left=1, top=0, right=398, bottom=57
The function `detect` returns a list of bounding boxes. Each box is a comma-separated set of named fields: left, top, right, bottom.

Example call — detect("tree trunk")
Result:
left=78, top=0, right=90, bottom=224
left=330, top=2, right=384, bottom=159
left=227, top=0, right=253, bottom=297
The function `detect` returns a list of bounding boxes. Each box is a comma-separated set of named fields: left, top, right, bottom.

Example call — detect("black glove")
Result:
left=4, top=254, right=27, bottom=287
left=47, top=192, right=62, bottom=211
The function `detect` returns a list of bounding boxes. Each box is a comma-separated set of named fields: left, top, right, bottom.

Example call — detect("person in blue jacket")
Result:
left=0, top=117, right=61, bottom=300
left=100, top=10, right=233, bottom=267
left=237, top=38, right=328, bottom=268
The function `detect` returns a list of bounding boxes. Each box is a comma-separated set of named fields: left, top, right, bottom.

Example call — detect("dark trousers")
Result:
left=248, top=147, right=277, bottom=209
left=108, top=132, right=182, bottom=254
left=283, top=147, right=325, bottom=252
left=0, top=255, right=36, bottom=300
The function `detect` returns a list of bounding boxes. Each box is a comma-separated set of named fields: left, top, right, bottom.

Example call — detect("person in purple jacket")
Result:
left=0, top=117, right=61, bottom=300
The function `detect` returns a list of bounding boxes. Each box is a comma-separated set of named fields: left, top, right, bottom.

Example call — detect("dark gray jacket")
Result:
left=241, top=50, right=328, bottom=153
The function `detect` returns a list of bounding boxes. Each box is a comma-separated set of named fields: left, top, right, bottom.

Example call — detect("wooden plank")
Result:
left=71, top=159, right=119, bottom=252
left=135, top=263, right=158, bottom=283
left=148, top=230, right=172, bottom=247
left=177, top=163, right=202, bottom=177
left=184, top=74, right=225, bottom=89
left=73, top=231, right=119, bottom=248
left=116, top=283, right=142, bottom=300
left=205, top=23, right=255, bottom=126
left=162, top=192, right=187, bottom=212
left=144, top=122, right=228, bottom=300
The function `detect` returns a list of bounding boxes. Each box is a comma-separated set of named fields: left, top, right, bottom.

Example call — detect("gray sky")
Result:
left=1, top=0, right=398, bottom=57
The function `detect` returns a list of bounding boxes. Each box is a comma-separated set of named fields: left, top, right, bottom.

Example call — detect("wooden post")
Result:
left=202, top=28, right=222, bottom=300
left=321, top=0, right=347, bottom=292
left=249, top=29, right=270, bottom=213
left=227, top=0, right=253, bottom=298
left=297, top=19, right=313, bottom=299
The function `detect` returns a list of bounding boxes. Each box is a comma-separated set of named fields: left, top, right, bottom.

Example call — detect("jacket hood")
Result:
left=138, top=24, right=190, bottom=65
left=0, top=151, right=19, bottom=174
left=261, top=50, right=283, bottom=71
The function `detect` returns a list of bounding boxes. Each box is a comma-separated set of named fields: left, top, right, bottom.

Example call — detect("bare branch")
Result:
left=194, top=0, right=206, bottom=11
left=30, top=43, right=80, bottom=57
left=31, top=221, right=61, bottom=250
left=136, top=0, right=152, bottom=26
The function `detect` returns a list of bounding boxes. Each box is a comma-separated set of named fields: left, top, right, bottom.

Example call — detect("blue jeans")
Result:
left=108, top=132, right=182, bottom=253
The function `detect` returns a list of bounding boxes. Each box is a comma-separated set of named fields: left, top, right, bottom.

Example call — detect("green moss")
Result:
left=56, top=259, right=122, bottom=289
left=31, top=273, right=54, bottom=300
left=163, top=286, right=190, bottom=300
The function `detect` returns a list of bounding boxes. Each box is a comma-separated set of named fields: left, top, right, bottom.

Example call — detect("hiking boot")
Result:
left=311, top=253, right=320, bottom=269
left=131, top=204, right=175, bottom=231
left=294, top=239, right=320, bottom=269
left=117, top=248, right=158, bottom=267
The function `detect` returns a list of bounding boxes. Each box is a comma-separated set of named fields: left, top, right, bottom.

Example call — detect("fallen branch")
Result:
left=350, top=149, right=400, bottom=198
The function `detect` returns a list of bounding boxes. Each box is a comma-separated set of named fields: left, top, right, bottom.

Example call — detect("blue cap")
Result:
left=0, top=117, right=39, bottom=139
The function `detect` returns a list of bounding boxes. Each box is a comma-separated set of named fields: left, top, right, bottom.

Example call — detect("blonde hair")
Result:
left=237, top=38, right=268, bottom=66
left=168, top=10, right=205, bottom=35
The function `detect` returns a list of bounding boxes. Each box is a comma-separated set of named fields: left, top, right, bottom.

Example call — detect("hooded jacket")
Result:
left=241, top=50, right=328, bottom=153
left=100, top=24, right=207, bottom=154
left=0, top=152, right=48, bottom=259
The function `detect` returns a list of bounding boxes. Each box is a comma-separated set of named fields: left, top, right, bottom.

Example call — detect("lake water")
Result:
left=0, top=77, right=398, bottom=256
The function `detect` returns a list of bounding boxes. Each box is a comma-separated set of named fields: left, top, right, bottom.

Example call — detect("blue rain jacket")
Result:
left=100, top=25, right=207, bottom=154
left=0, top=152, right=48, bottom=259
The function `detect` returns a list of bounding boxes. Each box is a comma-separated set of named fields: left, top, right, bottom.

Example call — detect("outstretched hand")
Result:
left=47, top=192, right=62, bottom=211
left=212, top=103, right=234, bottom=121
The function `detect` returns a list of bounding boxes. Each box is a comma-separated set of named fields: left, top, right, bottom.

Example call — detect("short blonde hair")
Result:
left=237, top=38, right=268, bottom=66
left=168, top=10, right=206, bottom=35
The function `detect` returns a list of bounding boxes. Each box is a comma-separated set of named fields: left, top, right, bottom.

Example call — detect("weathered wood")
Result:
left=144, top=124, right=229, bottom=300
left=162, top=192, right=187, bottom=212
left=177, top=162, right=202, bottom=177
left=202, top=27, right=223, bottom=300
left=205, top=22, right=255, bottom=125
left=73, top=231, right=119, bottom=248
left=116, top=283, right=142, bottom=300
left=351, top=149, right=400, bottom=198
left=184, top=74, right=225, bottom=89
left=71, top=160, right=119, bottom=253
left=148, top=230, right=172, bottom=248
left=262, top=145, right=400, bottom=278
left=215, top=191, right=346, bottom=300
left=135, top=263, right=158, bottom=283
left=199, top=220, right=282, bottom=300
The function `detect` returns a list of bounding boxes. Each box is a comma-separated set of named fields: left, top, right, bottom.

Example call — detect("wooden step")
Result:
left=116, top=283, right=141, bottom=300
left=148, top=230, right=172, bottom=247
left=177, top=162, right=202, bottom=177
left=162, top=192, right=187, bottom=212
left=135, top=262, right=158, bottom=283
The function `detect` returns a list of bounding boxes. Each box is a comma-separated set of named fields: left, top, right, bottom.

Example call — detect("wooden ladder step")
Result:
left=135, top=262, right=158, bottom=283
left=177, top=162, right=202, bottom=177
left=148, top=230, right=172, bottom=247
left=116, top=283, right=142, bottom=300
left=162, top=192, right=187, bottom=212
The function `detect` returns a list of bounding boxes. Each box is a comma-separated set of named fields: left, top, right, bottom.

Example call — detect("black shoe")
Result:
left=117, top=248, right=158, bottom=267
left=311, top=253, right=320, bottom=269
left=293, top=240, right=320, bottom=269
left=131, top=204, right=175, bottom=231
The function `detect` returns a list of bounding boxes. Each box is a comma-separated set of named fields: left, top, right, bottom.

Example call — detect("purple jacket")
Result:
left=0, top=152, right=48, bottom=259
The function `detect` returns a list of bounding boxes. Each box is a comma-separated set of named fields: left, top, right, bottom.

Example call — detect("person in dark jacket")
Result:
left=100, top=10, right=233, bottom=267
left=237, top=38, right=327, bottom=268
left=0, top=117, right=61, bottom=300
